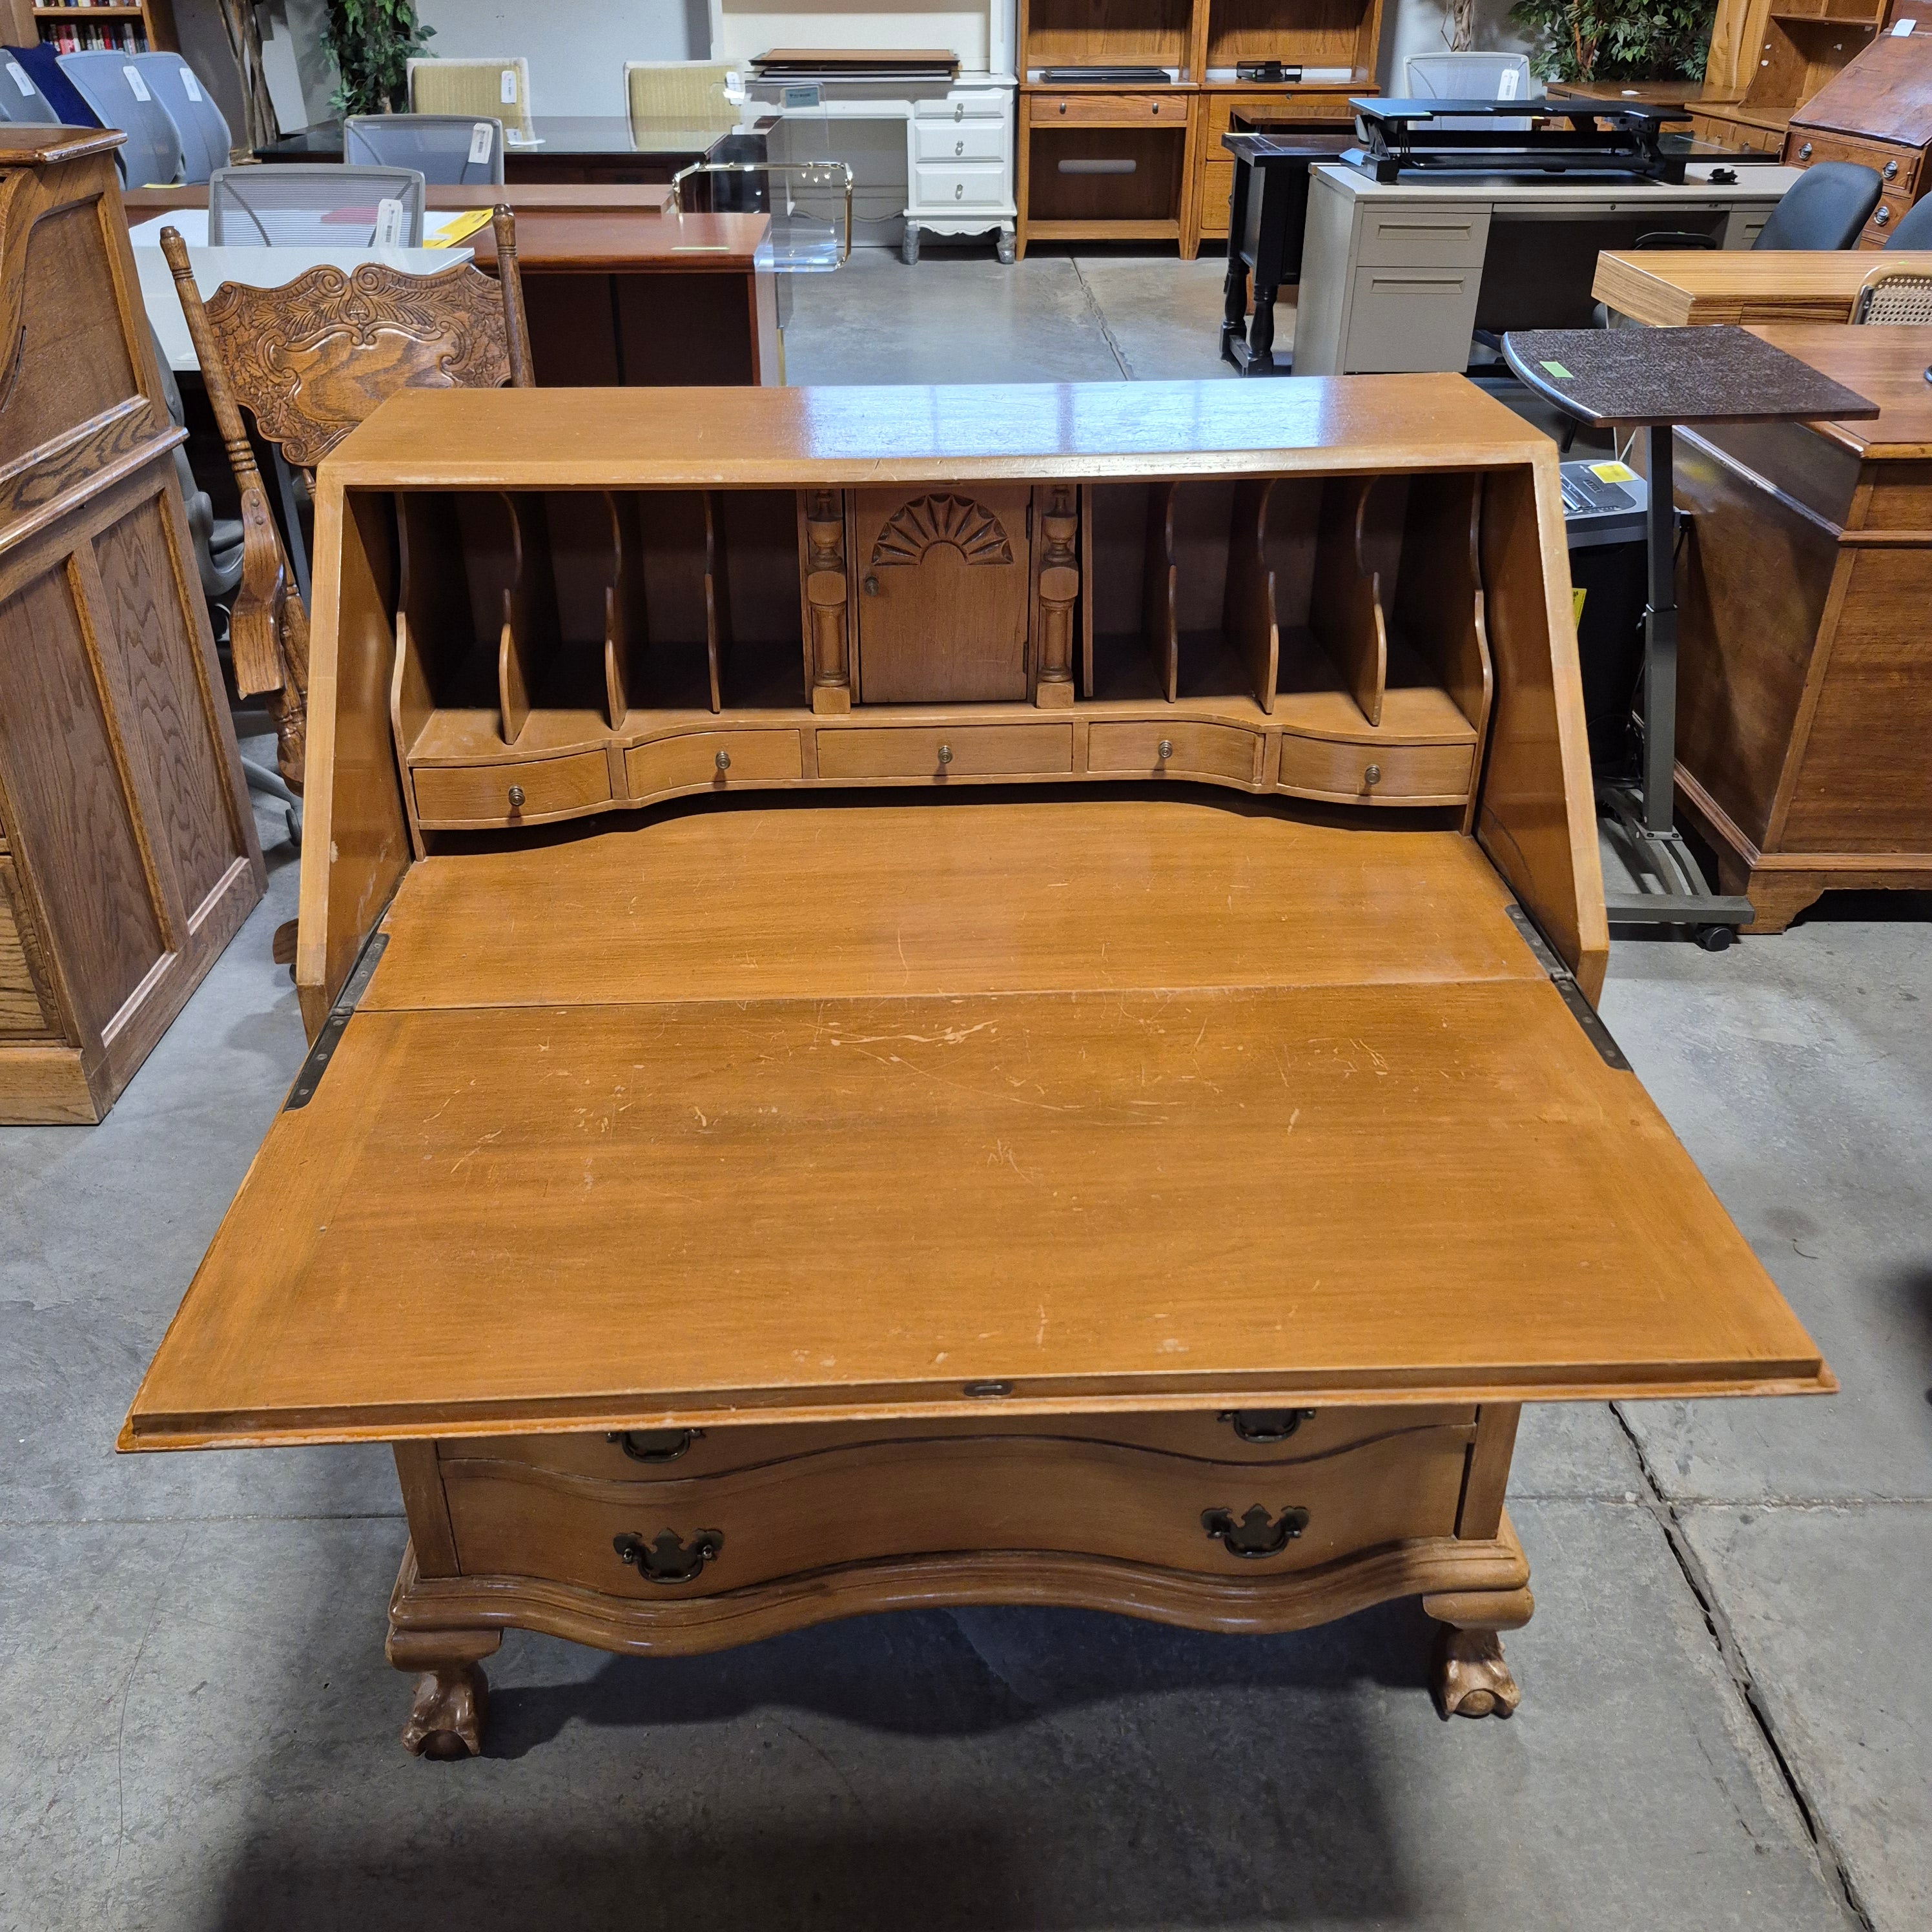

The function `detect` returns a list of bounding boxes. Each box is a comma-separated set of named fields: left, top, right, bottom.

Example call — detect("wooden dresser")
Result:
left=121, top=380, right=1829, bottom=1760
left=0, top=127, right=263, bottom=1124
left=1674, top=324, right=1932, bottom=929
left=1782, top=27, right=1932, bottom=249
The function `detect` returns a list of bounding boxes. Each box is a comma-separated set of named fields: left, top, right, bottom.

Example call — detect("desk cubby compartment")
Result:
left=1023, top=0, right=1194, bottom=74
left=1029, top=127, right=1189, bottom=234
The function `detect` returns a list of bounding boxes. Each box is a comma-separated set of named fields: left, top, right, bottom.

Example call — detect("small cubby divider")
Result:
left=1390, top=471, right=1492, bottom=735
left=1309, top=475, right=1397, bottom=728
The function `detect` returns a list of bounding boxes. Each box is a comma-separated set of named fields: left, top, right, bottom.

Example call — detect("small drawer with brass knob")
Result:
left=1031, top=92, right=1177, bottom=125
left=412, top=751, right=612, bottom=829
left=816, top=723, right=1073, bottom=781
left=626, top=729, right=803, bottom=801
left=1087, top=720, right=1259, bottom=783
left=1276, top=734, right=1475, bottom=805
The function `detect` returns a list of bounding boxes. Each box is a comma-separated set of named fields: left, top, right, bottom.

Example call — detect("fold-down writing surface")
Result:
left=123, top=973, right=1827, bottom=1450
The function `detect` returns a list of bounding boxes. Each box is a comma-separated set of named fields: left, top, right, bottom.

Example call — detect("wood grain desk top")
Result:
left=322, top=376, right=1556, bottom=489
left=1593, top=249, right=1932, bottom=327
left=1747, top=324, right=1932, bottom=458
left=463, top=210, right=770, bottom=272
left=121, top=798, right=1827, bottom=1451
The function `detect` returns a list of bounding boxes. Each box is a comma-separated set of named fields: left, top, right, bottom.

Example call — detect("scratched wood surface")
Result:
left=123, top=799, right=1827, bottom=1450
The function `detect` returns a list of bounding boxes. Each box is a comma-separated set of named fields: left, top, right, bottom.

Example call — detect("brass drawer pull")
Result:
left=1220, top=1408, right=1316, bottom=1443
left=937, top=742, right=954, bottom=765
left=1157, top=738, right=1174, bottom=761
left=613, top=1527, right=724, bottom=1585
left=1362, top=763, right=1382, bottom=789
left=1798, top=141, right=1813, bottom=159
left=715, top=749, right=732, bottom=772
left=1202, top=1504, right=1310, bottom=1558
left=1884, top=159, right=1898, bottom=180
left=606, top=1428, right=703, bottom=1463
left=1874, top=205, right=1891, bottom=226
left=506, top=784, right=526, bottom=809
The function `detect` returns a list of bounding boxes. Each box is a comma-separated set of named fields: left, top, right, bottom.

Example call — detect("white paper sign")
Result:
left=500, top=68, right=518, bottom=104
left=124, top=66, right=152, bottom=102
left=182, top=70, right=204, bottom=101
left=6, top=60, right=32, bottom=96
left=469, top=120, right=493, bottom=163
left=1891, top=15, right=1915, bottom=32
left=375, top=196, right=406, bottom=245
left=1497, top=68, right=1520, bottom=100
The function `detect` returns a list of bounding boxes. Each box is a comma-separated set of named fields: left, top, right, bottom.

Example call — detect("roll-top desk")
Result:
left=122, top=380, right=1829, bottom=1758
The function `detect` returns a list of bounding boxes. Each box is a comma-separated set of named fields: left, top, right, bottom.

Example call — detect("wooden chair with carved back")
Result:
left=158, top=207, right=534, bottom=794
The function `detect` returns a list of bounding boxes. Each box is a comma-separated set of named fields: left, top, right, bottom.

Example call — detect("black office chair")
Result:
left=1753, top=162, right=1882, bottom=251
left=1885, top=195, right=1932, bottom=251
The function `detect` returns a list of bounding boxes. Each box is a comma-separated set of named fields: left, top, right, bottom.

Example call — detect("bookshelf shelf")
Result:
left=7, top=0, right=175, bottom=53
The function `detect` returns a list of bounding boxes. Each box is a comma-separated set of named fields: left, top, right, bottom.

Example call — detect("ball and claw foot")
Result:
left=401, top=1663, right=489, bottom=1759
left=1431, top=1625, right=1521, bottom=1720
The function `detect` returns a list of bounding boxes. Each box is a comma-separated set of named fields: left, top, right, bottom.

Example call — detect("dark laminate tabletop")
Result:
left=1503, top=324, right=1881, bottom=428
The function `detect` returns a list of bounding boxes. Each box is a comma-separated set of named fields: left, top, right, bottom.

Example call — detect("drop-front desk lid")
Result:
left=122, top=798, right=1830, bottom=1450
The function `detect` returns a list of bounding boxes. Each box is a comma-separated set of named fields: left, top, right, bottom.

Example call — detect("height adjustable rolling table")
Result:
left=1503, top=325, right=1876, bottom=943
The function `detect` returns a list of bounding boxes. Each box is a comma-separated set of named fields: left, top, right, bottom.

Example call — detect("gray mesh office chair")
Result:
left=207, top=163, right=427, bottom=245
left=56, top=49, right=185, bottom=185
left=1405, top=52, right=1533, bottom=132
left=0, top=51, right=60, bottom=123
left=344, top=113, right=506, bottom=185
left=134, top=52, right=233, bottom=183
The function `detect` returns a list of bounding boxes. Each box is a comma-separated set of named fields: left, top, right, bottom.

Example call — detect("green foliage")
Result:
left=1506, top=0, right=1716, bottom=83
left=327, top=0, right=435, bottom=116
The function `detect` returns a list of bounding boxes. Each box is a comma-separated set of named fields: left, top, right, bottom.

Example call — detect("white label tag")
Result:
left=124, top=66, right=152, bottom=102
left=1497, top=68, right=1520, bottom=100
left=500, top=68, right=518, bottom=104
left=1892, top=15, right=1915, bottom=32
left=182, top=70, right=203, bottom=101
left=6, top=61, right=32, bottom=97
left=375, top=196, right=406, bottom=245
left=469, top=120, right=493, bottom=163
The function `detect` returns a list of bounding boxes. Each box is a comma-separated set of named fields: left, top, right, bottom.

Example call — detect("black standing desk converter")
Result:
left=1220, top=130, right=1353, bottom=375
left=1503, top=325, right=1878, bottom=944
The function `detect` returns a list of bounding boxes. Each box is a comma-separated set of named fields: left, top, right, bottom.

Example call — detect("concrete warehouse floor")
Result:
left=3, top=249, right=1928, bottom=1932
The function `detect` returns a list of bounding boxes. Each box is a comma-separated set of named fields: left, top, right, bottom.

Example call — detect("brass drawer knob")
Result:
left=1798, top=141, right=1813, bottom=159
left=1058, top=103, right=1067, bottom=114
left=1884, top=159, right=1898, bottom=179
left=715, top=748, right=732, bottom=772
left=1875, top=204, right=1892, bottom=225
left=1157, top=738, right=1174, bottom=761
left=938, top=742, right=954, bottom=765
left=613, top=1527, right=724, bottom=1585
left=506, top=784, right=526, bottom=809
left=1362, top=763, right=1382, bottom=788
left=1202, top=1504, right=1310, bottom=1558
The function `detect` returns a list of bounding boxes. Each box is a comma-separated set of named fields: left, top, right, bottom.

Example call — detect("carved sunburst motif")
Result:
left=870, top=493, right=1014, bottom=568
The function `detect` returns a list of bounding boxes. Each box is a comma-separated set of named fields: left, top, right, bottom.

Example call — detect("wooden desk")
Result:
left=121, top=380, right=1827, bottom=1757
left=1594, top=248, right=1932, bottom=327
left=124, top=189, right=780, bottom=389
left=257, top=118, right=734, bottom=185
left=1672, top=323, right=1932, bottom=928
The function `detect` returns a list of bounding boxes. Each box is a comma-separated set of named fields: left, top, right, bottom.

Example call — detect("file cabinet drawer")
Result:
left=1356, top=205, right=1488, bottom=267
left=1344, top=265, right=1479, bottom=373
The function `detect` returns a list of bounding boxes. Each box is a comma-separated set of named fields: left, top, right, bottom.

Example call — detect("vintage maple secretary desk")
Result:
left=122, top=379, right=1829, bottom=1758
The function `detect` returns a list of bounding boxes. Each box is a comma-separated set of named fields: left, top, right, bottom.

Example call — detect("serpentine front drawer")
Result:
left=817, top=723, right=1074, bottom=781
left=413, top=751, right=612, bottom=828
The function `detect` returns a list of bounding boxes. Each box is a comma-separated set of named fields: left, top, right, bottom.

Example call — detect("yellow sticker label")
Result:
left=1572, top=586, right=1588, bottom=624
left=1588, top=461, right=1637, bottom=484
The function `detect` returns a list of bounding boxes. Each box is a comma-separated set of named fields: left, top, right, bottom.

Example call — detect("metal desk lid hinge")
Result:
left=1503, top=903, right=1630, bottom=1071
left=282, top=930, right=391, bottom=1110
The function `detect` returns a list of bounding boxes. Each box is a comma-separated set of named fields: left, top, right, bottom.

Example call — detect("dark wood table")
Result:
left=1503, top=324, right=1878, bottom=941
left=1218, top=130, right=1353, bottom=376
left=257, top=117, right=737, bottom=185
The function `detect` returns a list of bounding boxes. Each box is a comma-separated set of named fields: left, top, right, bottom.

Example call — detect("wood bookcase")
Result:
left=121, top=378, right=1831, bottom=1760
left=1015, top=0, right=1386, bottom=259
left=5, top=0, right=177, bottom=54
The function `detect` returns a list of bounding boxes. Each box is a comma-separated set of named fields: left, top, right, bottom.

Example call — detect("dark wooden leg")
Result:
left=387, top=1626, right=501, bottom=1759
left=1423, top=1585, right=1533, bottom=1720
left=1248, top=289, right=1277, bottom=371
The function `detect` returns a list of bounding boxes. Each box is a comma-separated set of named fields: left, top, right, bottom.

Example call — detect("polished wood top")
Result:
left=1593, top=250, right=1932, bottom=327
left=123, top=799, right=1827, bottom=1450
left=322, top=376, right=1556, bottom=489
left=1749, top=324, right=1932, bottom=459
left=464, top=210, right=768, bottom=272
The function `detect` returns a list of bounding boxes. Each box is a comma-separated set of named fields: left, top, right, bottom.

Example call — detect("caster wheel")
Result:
left=996, top=231, right=1016, bottom=265
left=1694, top=923, right=1734, bottom=952
left=901, top=227, right=920, bottom=266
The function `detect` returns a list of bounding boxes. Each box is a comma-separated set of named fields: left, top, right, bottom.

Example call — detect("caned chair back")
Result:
left=409, top=57, right=533, bottom=143
left=1852, top=268, right=1932, bottom=325
left=345, top=112, right=506, bottom=185
left=208, top=163, right=426, bottom=247
left=625, top=61, right=736, bottom=136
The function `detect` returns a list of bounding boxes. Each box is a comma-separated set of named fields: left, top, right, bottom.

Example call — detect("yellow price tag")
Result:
left=1572, top=586, right=1588, bottom=625
left=1588, top=461, right=1637, bottom=484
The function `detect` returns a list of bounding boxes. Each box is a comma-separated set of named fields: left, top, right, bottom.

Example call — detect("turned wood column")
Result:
left=1033, top=484, right=1078, bottom=708
left=800, top=489, right=852, bottom=715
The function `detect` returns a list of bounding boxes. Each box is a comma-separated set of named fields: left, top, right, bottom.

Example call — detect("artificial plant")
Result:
left=1506, top=0, right=1716, bottom=83
left=326, top=0, right=435, bottom=116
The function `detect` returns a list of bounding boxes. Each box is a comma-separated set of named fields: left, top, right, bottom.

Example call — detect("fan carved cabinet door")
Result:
left=854, top=486, right=1033, bottom=702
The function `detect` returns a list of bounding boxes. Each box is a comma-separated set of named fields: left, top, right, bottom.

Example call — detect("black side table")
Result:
left=1220, top=130, right=1352, bottom=376
left=1503, top=325, right=1878, bottom=943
